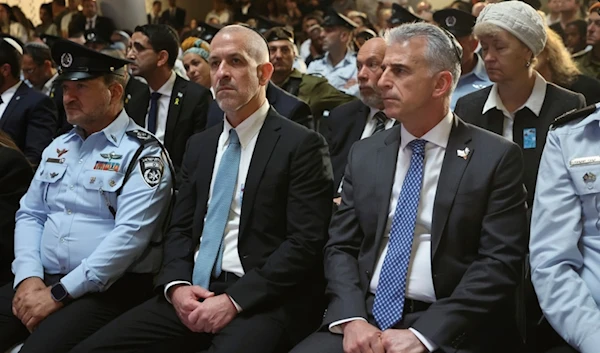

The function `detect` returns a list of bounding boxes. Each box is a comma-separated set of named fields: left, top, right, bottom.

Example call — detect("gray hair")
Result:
left=384, top=23, right=461, bottom=94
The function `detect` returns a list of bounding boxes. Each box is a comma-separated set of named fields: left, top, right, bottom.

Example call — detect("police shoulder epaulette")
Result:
left=551, top=104, right=598, bottom=130
left=126, top=130, right=160, bottom=145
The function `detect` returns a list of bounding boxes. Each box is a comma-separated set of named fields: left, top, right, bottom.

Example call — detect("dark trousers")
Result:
left=0, top=273, right=154, bottom=353
left=69, top=273, right=289, bottom=353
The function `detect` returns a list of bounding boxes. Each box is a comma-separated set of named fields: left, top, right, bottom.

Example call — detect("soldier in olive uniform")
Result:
left=266, top=26, right=356, bottom=129
left=573, top=3, right=600, bottom=79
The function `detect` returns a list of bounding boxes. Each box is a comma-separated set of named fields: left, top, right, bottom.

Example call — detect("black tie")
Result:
left=147, top=92, right=161, bottom=134
left=372, top=111, right=388, bottom=136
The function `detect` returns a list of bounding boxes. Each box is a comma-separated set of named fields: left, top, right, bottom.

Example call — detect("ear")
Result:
left=108, top=81, right=125, bottom=105
left=156, top=50, right=170, bottom=68
left=431, top=70, right=453, bottom=99
left=43, top=59, right=53, bottom=71
left=257, top=62, right=274, bottom=86
left=0, top=63, right=10, bottom=78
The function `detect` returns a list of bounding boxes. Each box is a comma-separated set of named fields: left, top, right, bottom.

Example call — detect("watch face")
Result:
left=51, top=283, right=68, bottom=302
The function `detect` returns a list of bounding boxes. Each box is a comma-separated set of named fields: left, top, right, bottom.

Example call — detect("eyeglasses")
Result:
left=127, top=42, right=152, bottom=54
left=22, top=66, right=38, bottom=75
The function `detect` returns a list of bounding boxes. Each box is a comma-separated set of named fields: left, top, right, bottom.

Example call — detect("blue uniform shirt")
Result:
left=12, top=109, right=173, bottom=299
left=530, top=103, right=600, bottom=353
left=450, top=54, right=491, bottom=111
left=307, top=50, right=359, bottom=97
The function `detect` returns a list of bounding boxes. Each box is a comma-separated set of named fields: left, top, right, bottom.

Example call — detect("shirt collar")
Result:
left=400, top=111, right=453, bottom=151
left=1, top=81, right=21, bottom=100
left=470, top=54, right=488, bottom=81
left=482, top=71, right=547, bottom=117
left=152, top=71, right=176, bottom=97
left=368, top=106, right=382, bottom=121
left=222, top=99, right=270, bottom=149
left=326, top=49, right=354, bottom=68
left=43, top=73, right=58, bottom=94
left=67, top=109, right=130, bottom=144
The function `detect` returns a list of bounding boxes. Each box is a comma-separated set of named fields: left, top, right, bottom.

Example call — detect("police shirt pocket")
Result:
left=34, top=163, right=67, bottom=203
left=82, top=170, right=125, bottom=216
left=569, top=166, right=600, bottom=196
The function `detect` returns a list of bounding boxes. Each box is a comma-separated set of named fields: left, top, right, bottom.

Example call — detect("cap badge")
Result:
left=61, top=53, right=73, bottom=68
left=445, top=16, right=457, bottom=27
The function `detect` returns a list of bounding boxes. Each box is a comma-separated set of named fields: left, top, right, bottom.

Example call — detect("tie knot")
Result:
left=151, top=92, right=161, bottom=101
left=228, top=129, right=240, bottom=145
left=408, top=139, right=426, bottom=156
left=375, top=111, right=387, bottom=124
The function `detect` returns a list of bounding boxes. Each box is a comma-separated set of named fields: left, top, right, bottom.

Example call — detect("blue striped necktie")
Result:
left=373, top=139, right=427, bottom=330
left=192, top=129, right=241, bottom=288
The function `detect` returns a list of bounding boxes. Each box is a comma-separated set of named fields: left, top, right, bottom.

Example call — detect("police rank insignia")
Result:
left=57, top=148, right=68, bottom=157
left=140, top=156, right=164, bottom=188
left=135, top=130, right=152, bottom=140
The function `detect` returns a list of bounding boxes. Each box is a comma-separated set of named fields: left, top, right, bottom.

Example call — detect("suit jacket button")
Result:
left=242, top=255, right=249, bottom=259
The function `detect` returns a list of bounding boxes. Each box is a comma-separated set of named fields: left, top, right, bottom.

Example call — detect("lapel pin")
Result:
left=90, top=177, right=96, bottom=184
left=125, top=94, right=131, bottom=104
left=583, top=172, right=596, bottom=189
left=457, top=147, right=470, bottom=160
left=174, top=98, right=180, bottom=106
left=177, top=92, right=183, bottom=98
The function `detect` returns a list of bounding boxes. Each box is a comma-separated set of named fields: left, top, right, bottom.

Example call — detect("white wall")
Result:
left=6, top=0, right=46, bottom=25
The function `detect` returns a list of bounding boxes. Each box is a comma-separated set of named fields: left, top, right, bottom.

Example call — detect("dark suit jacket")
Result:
left=157, top=108, right=333, bottom=344
left=161, top=7, right=186, bottom=30
left=69, top=14, right=116, bottom=36
left=147, top=13, right=164, bottom=25
left=206, top=82, right=312, bottom=130
left=125, top=74, right=212, bottom=173
left=454, top=83, right=585, bottom=208
left=0, top=145, right=33, bottom=286
left=326, top=99, right=369, bottom=190
left=48, top=82, right=71, bottom=137
left=324, top=116, right=528, bottom=353
left=0, top=82, right=58, bottom=165
left=565, top=74, right=600, bottom=105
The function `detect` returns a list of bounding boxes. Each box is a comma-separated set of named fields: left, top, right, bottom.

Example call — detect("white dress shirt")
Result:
left=0, top=81, right=22, bottom=120
left=329, top=111, right=455, bottom=353
left=360, top=107, right=396, bottom=140
left=85, top=15, right=98, bottom=29
left=163, top=100, right=270, bottom=310
left=145, top=71, right=176, bottom=143
left=42, top=73, right=58, bottom=97
left=482, top=72, right=547, bottom=141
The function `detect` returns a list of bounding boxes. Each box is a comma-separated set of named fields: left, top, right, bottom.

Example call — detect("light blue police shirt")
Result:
left=12, top=109, right=173, bottom=299
left=450, top=54, right=491, bottom=111
left=306, top=50, right=359, bottom=97
left=530, top=103, right=600, bottom=353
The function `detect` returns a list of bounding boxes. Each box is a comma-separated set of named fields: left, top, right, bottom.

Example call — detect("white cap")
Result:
left=476, top=1, right=546, bottom=56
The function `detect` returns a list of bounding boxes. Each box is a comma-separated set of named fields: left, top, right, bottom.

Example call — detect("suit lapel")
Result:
left=165, top=76, right=186, bottom=147
left=373, top=127, right=402, bottom=254
left=239, top=110, right=281, bottom=238
left=431, top=116, right=473, bottom=258
left=124, top=79, right=150, bottom=126
left=0, top=83, right=27, bottom=128
left=349, top=102, right=369, bottom=142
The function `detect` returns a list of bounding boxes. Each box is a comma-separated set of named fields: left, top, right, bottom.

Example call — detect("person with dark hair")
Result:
left=51, top=0, right=68, bottom=34
left=573, top=3, right=600, bottom=80
left=161, top=0, right=186, bottom=31
left=0, top=38, right=174, bottom=353
left=35, top=3, right=58, bottom=36
left=0, top=37, right=57, bottom=165
left=0, top=4, right=27, bottom=43
left=299, top=13, right=323, bottom=61
left=148, top=0, right=163, bottom=25
left=0, top=130, right=32, bottom=287
left=449, top=0, right=473, bottom=14
left=69, top=0, right=115, bottom=41
left=550, top=0, right=582, bottom=43
left=566, top=19, right=588, bottom=54
left=125, top=24, right=212, bottom=176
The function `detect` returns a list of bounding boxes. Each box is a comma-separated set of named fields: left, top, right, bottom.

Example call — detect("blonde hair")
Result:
left=541, top=27, right=580, bottom=86
left=181, top=36, right=211, bottom=53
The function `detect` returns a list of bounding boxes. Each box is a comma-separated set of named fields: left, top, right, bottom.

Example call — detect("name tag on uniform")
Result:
left=523, top=128, right=536, bottom=149
left=46, top=157, right=65, bottom=164
left=570, top=156, right=600, bottom=167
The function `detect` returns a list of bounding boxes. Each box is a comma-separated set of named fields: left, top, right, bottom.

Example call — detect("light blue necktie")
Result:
left=192, top=129, right=241, bottom=288
left=373, top=139, right=427, bottom=330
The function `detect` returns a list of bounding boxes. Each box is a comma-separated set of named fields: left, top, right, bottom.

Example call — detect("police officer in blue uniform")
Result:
left=433, top=8, right=491, bottom=110
left=530, top=103, right=600, bottom=353
left=306, top=10, right=360, bottom=97
left=0, top=38, right=174, bottom=353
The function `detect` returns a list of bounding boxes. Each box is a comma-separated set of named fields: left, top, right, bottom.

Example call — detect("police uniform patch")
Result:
left=139, top=156, right=164, bottom=188
left=135, top=130, right=152, bottom=140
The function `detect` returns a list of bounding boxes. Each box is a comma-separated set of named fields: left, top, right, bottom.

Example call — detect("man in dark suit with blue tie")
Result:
left=0, top=37, right=57, bottom=165
left=291, top=23, right=528, bottom=353
left=70, top=24, right=333, bottom=353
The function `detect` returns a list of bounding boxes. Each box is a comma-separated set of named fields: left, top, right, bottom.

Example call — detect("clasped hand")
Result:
left=169, top=285, right=238, bottom=334
left=342, top=320, right=428, bottom=353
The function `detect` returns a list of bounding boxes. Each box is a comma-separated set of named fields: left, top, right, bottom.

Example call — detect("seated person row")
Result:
left=69, top=22, right=530, bottom=353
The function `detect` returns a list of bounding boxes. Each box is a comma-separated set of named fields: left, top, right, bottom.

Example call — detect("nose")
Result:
left=213, top=61, right=231, bottom=83
left=357, top=64, right=369, bottom=81
left=377, top=69, right=392, bottom=91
